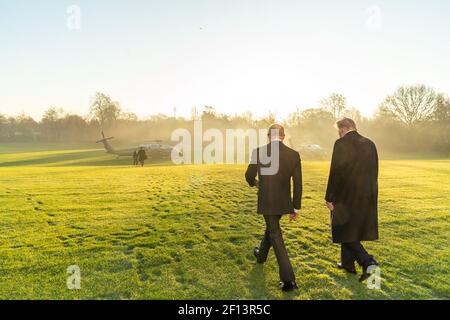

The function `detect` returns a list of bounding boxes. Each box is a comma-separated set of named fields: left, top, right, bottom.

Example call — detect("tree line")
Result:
left=1, top=86, right=449, bottom=155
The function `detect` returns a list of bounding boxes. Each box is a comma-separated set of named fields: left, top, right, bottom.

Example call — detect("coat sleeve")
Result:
left=325, top=140, right=345, bottom=203
left=292, top=152, right=303, bottom=210
left=245, top=149, right=258, bottom=187
left=373, top=142, right=379, bottom=180
left=372, top=142, right=379, bottom=200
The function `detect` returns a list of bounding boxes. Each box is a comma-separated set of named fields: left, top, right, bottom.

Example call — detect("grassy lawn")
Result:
left=0, top=144, right=449, bottom=299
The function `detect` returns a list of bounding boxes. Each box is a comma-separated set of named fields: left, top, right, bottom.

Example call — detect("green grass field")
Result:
left=0, top=144, right=449, bottom=300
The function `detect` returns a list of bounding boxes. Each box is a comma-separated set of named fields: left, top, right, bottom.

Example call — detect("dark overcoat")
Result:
left=325, top=131, right=379, bottom=243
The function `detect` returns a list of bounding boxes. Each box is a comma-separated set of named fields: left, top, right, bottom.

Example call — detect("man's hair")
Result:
left=335, top=117, right=357, bottom=130
left=267, top=124, right=285, bottom=138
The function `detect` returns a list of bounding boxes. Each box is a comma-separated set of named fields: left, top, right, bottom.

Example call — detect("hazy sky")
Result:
left=1, top=0, right=450, bottom=120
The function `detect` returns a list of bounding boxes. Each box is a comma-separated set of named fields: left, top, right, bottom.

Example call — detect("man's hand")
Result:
left=254, top=179, right=259, bottom=189
left=290, top=209, right=299, bottom=221
left=326, top=202, right=334, bottom=211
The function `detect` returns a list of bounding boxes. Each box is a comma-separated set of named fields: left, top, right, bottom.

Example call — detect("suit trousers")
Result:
left=257, top=215, right=295, bottom=282
left=341, top=242, right=371, bottom=268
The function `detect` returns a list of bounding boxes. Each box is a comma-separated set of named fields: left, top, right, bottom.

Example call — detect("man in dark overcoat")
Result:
left=325, top=118, right=379, bottom=282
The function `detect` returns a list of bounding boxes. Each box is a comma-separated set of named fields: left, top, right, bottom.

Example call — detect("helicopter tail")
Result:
left=96, top=131, right=115, bottom=154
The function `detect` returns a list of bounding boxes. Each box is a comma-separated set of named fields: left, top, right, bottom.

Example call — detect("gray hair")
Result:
left=335, top=117, right=357, bottom=130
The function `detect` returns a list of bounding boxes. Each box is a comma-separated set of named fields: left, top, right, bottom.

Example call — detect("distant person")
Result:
left=245, top=124, right=302, bottom=292
left=137, top=147, right=147, bottom=167
left=132, top=150, right=138, bottom=166
left=325, top=118, right=379, bottom=282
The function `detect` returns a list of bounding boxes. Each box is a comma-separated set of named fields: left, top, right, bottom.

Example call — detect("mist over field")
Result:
left=1, top=87, right=449, bottom=158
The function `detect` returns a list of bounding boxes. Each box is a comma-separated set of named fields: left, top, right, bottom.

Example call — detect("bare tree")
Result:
left=432, top=94, right=450, bottom=155
left=342, top=107, right=364, bottom=123
left=286, top=107, right=335, bottom=148
left=0, top=114, right=8, bottom=140
left=320, top=93, right=347, bottom=119
left=120, top=111, right=138, bottom=122
left=89, top=92, right=122, bottom=128
left=380, top=85, right=437, bottom=127
left=41, top=107, right=65, bottom=141
left=258, top=111, right=277, bottom=128
left=434, top=93, right=450, bottom=122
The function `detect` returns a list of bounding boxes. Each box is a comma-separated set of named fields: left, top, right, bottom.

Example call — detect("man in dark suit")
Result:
left=137, top=147, right=147, bottom=167
left=245, top=124, right=302, bottom=292
left=132, top=149, right=138, bottom=166
left=325, top=118, right=379, bottom=282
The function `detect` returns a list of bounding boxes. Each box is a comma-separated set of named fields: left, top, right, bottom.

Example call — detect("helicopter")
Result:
left=286, top=137, right=328, bottom=160
left=96, top=131, right=176, bottom=159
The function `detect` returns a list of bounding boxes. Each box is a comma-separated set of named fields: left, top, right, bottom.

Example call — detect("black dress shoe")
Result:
left=253, top=247, right=259, bottom=258
left=253, top=247, right=265, bottom=264
left=337, top=262, right=357, bottom=274
left=279, top=281, right=298, bottom=292
left=359, top=259, right=379, bottom=282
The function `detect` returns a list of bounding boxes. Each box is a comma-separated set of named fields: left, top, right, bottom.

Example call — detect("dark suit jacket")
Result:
left=137, top=149, right=147, bottom=161
left=245, top=141, right=302, bottom=215
left=325, top=131, right=379, bottom=243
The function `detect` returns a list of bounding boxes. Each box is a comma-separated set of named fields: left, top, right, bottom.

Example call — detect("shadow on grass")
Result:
left=248, top=264, right=294, bottom=300
left=248, top=264, right=299, bottom=300
left=0, top=149, right=174, bottom=167
left=0, top=150, right=103, bottom=167
left=248, top=264, right=271, bottom=299
left=325, top=263, right=389, bottom=299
